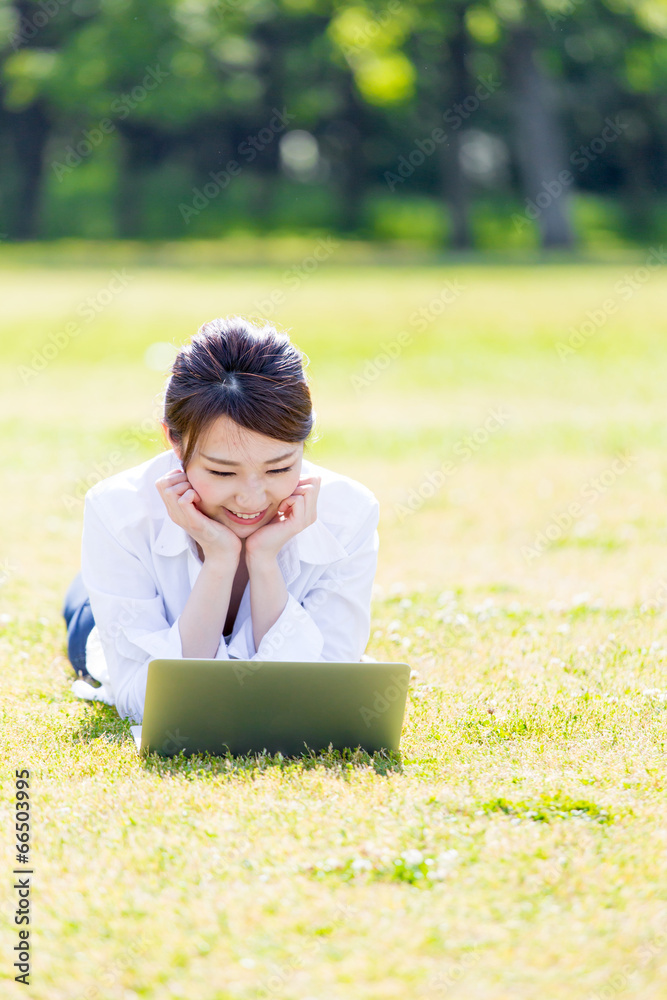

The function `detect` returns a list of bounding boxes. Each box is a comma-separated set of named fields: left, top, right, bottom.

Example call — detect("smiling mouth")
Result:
left=223, top=507, right=268, bottom=523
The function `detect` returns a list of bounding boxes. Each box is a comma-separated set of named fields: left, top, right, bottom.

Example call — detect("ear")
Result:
left=161, top=421, right=182, bottom=462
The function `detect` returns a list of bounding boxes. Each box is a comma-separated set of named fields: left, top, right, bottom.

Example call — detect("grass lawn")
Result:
left=1, top=238, right=667, bottom=999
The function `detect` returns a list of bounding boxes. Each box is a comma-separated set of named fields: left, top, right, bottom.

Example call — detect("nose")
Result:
left=233, top=489, right=268, bottom=511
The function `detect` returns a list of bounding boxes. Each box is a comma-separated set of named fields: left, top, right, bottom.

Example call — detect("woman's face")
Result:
left=164, top=415, right=304, bottom=537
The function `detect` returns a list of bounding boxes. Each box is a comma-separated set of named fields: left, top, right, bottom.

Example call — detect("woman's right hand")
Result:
left=155, top=468, right=242, bottom=564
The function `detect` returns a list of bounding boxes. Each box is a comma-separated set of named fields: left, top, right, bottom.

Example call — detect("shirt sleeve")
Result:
left=80, top=495, right=231, bottom=723
left=226, top=500, right=380, bottom=664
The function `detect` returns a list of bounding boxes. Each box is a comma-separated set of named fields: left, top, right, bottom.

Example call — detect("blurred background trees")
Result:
left=0, top=0, right=665, bottom=248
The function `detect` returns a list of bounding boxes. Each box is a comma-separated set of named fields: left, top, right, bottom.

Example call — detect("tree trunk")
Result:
left=440, top=2, right=473, bottom=249
left=115, top=122, right=171, bottom=238
left=8, top=102, right=50, bottom=239
left=506, top=25, right=575, bottom=248
left=335, top=75, right=365, bottom=233
left=249, top=21, right=289, bottom=230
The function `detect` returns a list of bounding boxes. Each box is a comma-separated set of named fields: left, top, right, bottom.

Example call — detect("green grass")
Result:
left=2, top=239, right=667, bottom=999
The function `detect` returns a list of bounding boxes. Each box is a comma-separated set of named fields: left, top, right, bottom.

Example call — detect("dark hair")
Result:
left=163, top=316, right=316, bottom=470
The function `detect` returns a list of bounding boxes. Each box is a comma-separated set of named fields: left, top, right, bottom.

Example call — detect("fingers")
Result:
left=156, top=469, right=186, bottom=492
left=157, top=472, right=191, bottom=496
left=156, top=470, right=201, bottom=525
left=296, top=474, right=321, bottom=488
left=278, top=491, right=317, bottom=527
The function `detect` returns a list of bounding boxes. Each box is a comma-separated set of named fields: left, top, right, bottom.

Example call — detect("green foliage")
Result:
left=481, top=792, right=615, bottom=824
left=0, top=0, right=665, bottom=243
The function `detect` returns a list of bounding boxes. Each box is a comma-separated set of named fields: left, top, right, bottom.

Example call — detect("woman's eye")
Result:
left=207, top=466, right=292, bottom=477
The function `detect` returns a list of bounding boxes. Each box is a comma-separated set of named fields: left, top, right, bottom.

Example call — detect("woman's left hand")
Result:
left=244, top=474, right=321, bottom=561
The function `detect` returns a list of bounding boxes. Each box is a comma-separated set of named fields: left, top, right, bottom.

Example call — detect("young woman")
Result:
left=62, top=316, right=380, bottom=724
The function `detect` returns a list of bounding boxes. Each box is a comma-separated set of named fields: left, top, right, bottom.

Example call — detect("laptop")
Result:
left=130, top=658, right=411, bottom=758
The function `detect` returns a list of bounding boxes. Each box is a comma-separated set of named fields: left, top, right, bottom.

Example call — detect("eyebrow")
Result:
left=200, top=449, right=298, bottom=467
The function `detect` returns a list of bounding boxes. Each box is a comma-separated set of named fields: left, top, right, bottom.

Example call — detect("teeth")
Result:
left=232, top=510, right=262, bottom=519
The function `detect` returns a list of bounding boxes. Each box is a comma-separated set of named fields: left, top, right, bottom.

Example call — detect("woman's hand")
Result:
left=245, top=474, right=321, bottom=562
left=155, top=468, right=242, bottom=565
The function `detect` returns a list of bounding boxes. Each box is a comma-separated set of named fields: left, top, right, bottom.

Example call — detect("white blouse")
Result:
left=73, top=447, right=380, bottom=724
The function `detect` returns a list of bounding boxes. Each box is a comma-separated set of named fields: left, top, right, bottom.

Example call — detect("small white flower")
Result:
left=399, top=597, right=413, bottom=609
left=437, top=849, right=459, bottom=863
left=402, top=849, right=424, bottom=866
left=642, top=688, right=667, bottom=699
left=351, top=857, right=373, bottom=872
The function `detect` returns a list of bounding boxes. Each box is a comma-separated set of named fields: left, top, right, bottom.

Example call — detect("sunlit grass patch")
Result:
left=480, top=792, right=615, bottom=825
left=4, top=253, right=667, bottom=999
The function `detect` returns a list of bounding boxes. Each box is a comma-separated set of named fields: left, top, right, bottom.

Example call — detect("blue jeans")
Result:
left=62, top=571, right=96, bottom=678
